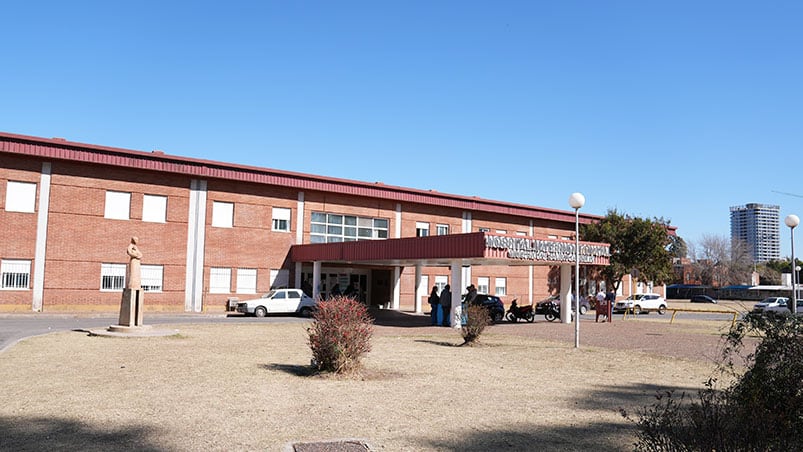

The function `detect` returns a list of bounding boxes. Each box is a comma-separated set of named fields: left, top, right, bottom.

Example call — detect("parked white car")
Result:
left=612, top=293, right=668, bottom=315
left=751, top=297, right=790, bottom=315
left=761, top=298, right=802, bottom=317
left=236, top=288, right=317, bottom=318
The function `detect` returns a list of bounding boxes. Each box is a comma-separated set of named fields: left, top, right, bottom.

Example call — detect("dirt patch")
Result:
left=0, top=316, right=739, bottom=451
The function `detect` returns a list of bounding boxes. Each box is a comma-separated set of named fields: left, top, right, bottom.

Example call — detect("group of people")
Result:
left=427, top=284, right=477, bottom=327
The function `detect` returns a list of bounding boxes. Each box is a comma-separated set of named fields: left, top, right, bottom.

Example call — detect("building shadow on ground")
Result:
left=0, top=416, right=165, bottom=452
left=368, top=308, right=432, bottom=328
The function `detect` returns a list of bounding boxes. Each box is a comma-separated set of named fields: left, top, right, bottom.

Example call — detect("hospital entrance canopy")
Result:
left=290, top=232, right=611, bottom=268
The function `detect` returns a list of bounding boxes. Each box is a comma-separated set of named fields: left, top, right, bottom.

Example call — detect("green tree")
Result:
left=580, top=209, right=674, bottom=291
left=668, top=235, right=688, bottom=259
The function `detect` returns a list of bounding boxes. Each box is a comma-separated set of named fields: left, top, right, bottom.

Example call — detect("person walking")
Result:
left=428, top=286, right=440, bottom=326
left=439, top=284, right=452, bottom=327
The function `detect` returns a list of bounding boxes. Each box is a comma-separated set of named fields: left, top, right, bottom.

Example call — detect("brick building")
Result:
left=1, top=131, right=641, bottom=314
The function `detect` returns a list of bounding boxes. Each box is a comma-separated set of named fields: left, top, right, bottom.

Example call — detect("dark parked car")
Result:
left=690, top=294, right=717, bottom=304
left=469, top=294, right=505, bottom=323
left=535, top=295, right=590, bottom=316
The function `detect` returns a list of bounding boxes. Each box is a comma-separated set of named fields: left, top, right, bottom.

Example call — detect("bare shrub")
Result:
left=623, top=314, right=803, bottom=451
left=307, top=296, right=374, bottom=374
left=461, top=303, right=490, bottom=345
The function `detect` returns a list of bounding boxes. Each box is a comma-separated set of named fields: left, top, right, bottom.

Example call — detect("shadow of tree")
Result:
left=422, top=422, right=633, bottom=451
left=421, top=382, right=705, bottom=451
left=368, top=309, right=432, bottom=328
left=0, top=416, right=165, bottom=452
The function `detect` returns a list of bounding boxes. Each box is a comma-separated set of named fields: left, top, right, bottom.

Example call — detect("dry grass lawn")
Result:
left=0, top=318, right=730, bottom=451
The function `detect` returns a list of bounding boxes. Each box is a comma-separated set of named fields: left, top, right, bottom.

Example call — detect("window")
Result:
left=436, top=224, right=449, bottom=236
left=142, top=194, right=167, bottom=223
left=495, top=277, right=507, bottom=296
left=516, top=231, right=527, bottom=236
left=209, top=267, right=231, bottom=293
left=496, top=229, right=507, bottom=235
left=101, top=263, right=126, bottom=291
left=212, top=201, right=234, bottom=228
left=477, top=277, right=489, bottom=294
left=141, top=265, right=163, bottom=292
left=416, top=222, right=429, bottom=237
left=435, top=275, right=448, bottom=293
left=1, top=259, right=31, bottom=289
left=310, top=212, right=389, bottom=243
left=478, top=227, right=490, bottom=232
left=237, top=268, right=257, bottom=293
left=104, top=191, right=131, bottom=220
left=548, top=234, right=558, bottom=239
left=272, top=207, right=291, bottom=232
left=5, top=181, right=36, bottom=213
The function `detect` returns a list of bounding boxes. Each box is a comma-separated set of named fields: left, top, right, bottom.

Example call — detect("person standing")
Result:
left=428, top=286, right=440, bottom=326
left=439, top=284, right=452, bottom=327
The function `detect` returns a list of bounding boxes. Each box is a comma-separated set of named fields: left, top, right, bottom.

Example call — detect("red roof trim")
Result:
left=0, top=131, right=675, bottom=232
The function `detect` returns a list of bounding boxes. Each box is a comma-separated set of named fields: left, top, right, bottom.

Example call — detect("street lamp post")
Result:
left=569, top=192, right=585, bottom=348
left=785, top=214, right=799, bottom=315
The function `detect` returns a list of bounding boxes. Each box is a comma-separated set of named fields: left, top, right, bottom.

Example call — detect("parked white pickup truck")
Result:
left=236, top=288, right=317, bottom=317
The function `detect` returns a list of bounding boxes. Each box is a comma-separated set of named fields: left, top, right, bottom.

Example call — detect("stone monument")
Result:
left=111, top=237, right=147, bottom=331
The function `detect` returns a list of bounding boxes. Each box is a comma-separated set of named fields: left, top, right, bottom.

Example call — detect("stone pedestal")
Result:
left=118, top=288, right=144, bottom=327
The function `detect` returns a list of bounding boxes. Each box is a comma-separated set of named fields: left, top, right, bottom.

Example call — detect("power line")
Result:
left=772, top=190, right=803, bottom=199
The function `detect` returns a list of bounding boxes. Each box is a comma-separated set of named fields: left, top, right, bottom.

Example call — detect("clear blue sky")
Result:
left=3, top=1, right=802, bottom=257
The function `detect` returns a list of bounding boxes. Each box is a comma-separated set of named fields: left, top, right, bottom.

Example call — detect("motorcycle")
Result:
left=544, top=300, right=575, bottom=322
left=506, top=299, right=535, bottom=323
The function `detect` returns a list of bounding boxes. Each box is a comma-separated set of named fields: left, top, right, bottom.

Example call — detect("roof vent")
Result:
left=52, top=137, right=67, bottom=141
left=152, top=150, right=165, bottom=155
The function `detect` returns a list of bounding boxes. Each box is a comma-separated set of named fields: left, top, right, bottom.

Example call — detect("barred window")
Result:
left=310, top=212, right=389, bottom=243
left=141, top=265, right=163, bottom=292
left=236, top=268, right=257, bottom=293
left=101, top=263, right=126, bottom=291
left=1, top=259, right=31, bottom=290
left=209, top=267, right=231, bottom=293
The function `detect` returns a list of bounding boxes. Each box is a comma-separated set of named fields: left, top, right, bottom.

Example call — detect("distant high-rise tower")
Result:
left=730, top=203, right=780, bottom=263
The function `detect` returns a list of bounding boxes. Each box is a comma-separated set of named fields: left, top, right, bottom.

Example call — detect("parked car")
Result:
left=613, top=293, right=668, bottom=315
left=759, top=298, right=803, bottom=317
left=751, top=297, right=790, bottom=314
left=469, top=294, right=505, bottom=323
left=690, top=294, right=717, bottom=304
left=535, top=295, right=590, bottom=316
left=236, top=288, right=317, bottom=317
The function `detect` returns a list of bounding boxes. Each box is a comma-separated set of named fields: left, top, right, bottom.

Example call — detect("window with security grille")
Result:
left=237, top=268, right=257, bottom=293
left=209, top=267, right=231, bottom=293
left=101, top=263, right=126, bottom=291
left=1, top=260, right=31, bottom=289
left=141, top=265, right=163, bottom=292
left=310, top=212, right=389, bottom=243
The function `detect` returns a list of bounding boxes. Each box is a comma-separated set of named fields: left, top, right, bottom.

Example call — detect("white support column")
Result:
left=32, top=162, right=51, bottom=312
left=392, top=266, right=401, bottom=310
left=312, top=261, right=322, bottom=301
left=560, top=264, right=572, bottom=323
left=294, top=191, right=305, bottom=289
left=528, top=220, right=534, bottom=305
left=185, top=179, right=207, bottom=312
left=451, top=262, right=463, bottom=329
left=395, top=203, right=402, bottom=238
left=414, top=265, right=423, bottom=314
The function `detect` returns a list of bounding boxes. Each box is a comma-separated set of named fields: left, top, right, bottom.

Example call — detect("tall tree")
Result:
left=668, top=235, right=688, bottom=259
left=690, top=234, right=753, bottom=286
left=580, top=209, right=674, bottom=291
